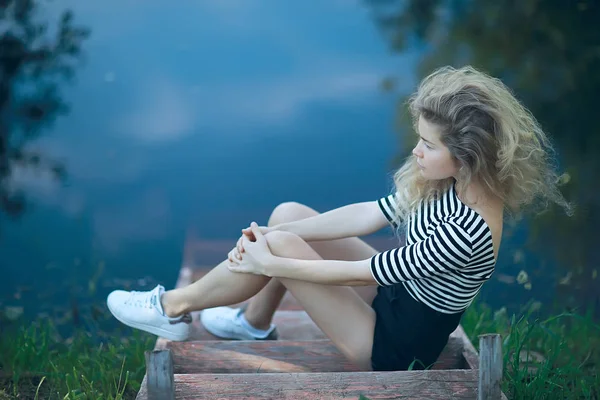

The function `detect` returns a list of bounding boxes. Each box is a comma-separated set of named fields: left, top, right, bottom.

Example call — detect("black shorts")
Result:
left=370, top=283, right=464, bottom=371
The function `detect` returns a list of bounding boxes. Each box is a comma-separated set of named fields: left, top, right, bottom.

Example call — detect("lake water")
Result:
left=1, top=0, right=594, bottom=330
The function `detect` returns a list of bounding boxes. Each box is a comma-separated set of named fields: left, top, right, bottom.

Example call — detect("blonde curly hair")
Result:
left=392, top=65, right=574, bottom=227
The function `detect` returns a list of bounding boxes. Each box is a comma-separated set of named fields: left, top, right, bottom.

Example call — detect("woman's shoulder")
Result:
left=467, top=199, right=504, bottom=262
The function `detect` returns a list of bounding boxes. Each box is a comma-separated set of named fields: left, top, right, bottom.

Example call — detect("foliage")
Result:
left=2, top=302, right=598, bottom=399
left=0, top=318, right=155, bottom=399
left=365, top=0, right=600, bottom=313
left=462, top=301, right=600, bottom=399
left=0, top=0, right=89, bottom=225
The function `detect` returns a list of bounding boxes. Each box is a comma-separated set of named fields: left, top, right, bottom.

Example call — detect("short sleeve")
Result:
left=369, top=218, right=474, bottom=286
left=377, top=192, right=401, bottom=228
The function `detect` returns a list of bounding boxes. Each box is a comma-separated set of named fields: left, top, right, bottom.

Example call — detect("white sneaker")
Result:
left=200, top=306, right=278, bottom=340
left=107, top=284, right=191, bottom=341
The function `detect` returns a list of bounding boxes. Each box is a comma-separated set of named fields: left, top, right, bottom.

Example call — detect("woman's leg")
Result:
left=166, top=230, right=376, bottom=370
left=159, top=256, right=267, bottom=316
left=108, top=225, right=377, bottom=367
left=159, top=210, right=377, bottom=317
left=239, top=202, right=379, bottom=330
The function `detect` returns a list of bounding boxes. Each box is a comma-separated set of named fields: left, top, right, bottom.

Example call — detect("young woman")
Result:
left=106, top=66, right=572, bottom=371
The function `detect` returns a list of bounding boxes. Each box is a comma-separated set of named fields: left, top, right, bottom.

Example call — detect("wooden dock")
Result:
left=135, top=235, right=507, bottom=399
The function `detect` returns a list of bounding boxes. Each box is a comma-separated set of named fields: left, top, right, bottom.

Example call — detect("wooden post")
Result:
left=145, top=349, right=175, bottom=400
left=478, top=334, right=503, bottom=400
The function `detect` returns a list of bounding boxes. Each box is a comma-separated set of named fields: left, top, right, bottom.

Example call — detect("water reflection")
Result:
left=0, top=0, right=89, bottom=222
left=1, top=1, right=405, bottom=328
left=365, top=0, right=600, bottom=315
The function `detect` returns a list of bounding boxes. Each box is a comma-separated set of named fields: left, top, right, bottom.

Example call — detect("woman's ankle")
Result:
left=243, top=306, right=274, bottom=331
left=160, top=291, right=187, bottom=318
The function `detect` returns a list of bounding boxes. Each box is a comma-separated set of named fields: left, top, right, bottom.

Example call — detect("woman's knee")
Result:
left=268, top=202, right=319, bottom=227
left=264, top=231, right=305, bottom=256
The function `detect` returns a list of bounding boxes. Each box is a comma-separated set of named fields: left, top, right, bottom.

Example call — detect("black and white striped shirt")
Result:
left=370, top=181, right=496, bottom=314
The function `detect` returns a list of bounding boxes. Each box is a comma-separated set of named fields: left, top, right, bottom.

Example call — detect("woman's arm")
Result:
left=264, top=256, right=376, bottom=286
left=263, top=219, right=479, bottom=286
left=274, top=201, right=391, bottom=241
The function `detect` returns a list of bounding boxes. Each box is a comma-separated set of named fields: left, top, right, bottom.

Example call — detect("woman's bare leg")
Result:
left=164, top=230, right=376, bottom=370
left=242, top=202, right=379, bottom=330
left=241, top=279, right=288, bottom=330
left=160, top=259, right=270, bottom=317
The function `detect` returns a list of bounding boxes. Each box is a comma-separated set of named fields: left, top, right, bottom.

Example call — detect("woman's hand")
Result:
left=228, top=224, right=273, bottom=263
left=241, top=224, right=273, bottom=243
left=228, top=222, right=274, bottom=276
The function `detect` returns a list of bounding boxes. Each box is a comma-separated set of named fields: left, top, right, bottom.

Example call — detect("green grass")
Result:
left=461, top=301, right=600, bottom=399
left=0, top=317, right=155, bottom=399
left=0, top=301, right=598, bottom=399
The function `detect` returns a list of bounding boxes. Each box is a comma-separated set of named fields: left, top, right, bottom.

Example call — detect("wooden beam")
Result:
left=144, top=349, right=175, bottom=400
left=478, top=334, right=503, bottom=400
left=165, top=337, right=466, bottom=374
left=170, top=369, right=479, bottom=399
left=456, top=324, right=479, bottom=369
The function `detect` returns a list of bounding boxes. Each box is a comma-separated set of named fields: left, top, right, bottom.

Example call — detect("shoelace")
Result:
left=124, top=288, right=192, bottom=324
left=126, top=290, right=157, bottom=309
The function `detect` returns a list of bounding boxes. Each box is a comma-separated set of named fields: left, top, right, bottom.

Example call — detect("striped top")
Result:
left=370, top=181, right=497, bottom=314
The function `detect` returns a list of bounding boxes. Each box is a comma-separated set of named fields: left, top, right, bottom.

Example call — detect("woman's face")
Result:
left=412, top=115, right=460, bottom=180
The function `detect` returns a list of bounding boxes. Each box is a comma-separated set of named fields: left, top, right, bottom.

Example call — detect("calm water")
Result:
left=1, top=0, right=595, bottom=328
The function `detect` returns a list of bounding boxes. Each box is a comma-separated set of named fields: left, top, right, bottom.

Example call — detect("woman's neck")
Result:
left=456, top=178, right=501, bottom=210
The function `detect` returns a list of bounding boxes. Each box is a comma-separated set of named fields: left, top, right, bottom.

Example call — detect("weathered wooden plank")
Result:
left=456, top=324, right=479, bottom=369
left=167, top=369, right=478, bottom=399
left=478, top=334, right=503, bottom=400
left=144, top=350, right=175, bottom=400
left=167, top=339, right=358, bottom=373
left=439, top=335, right=468, bottom=370
left=135, top=375, right=148, bottom=400
left=166, top=337, right=467, bottom=374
